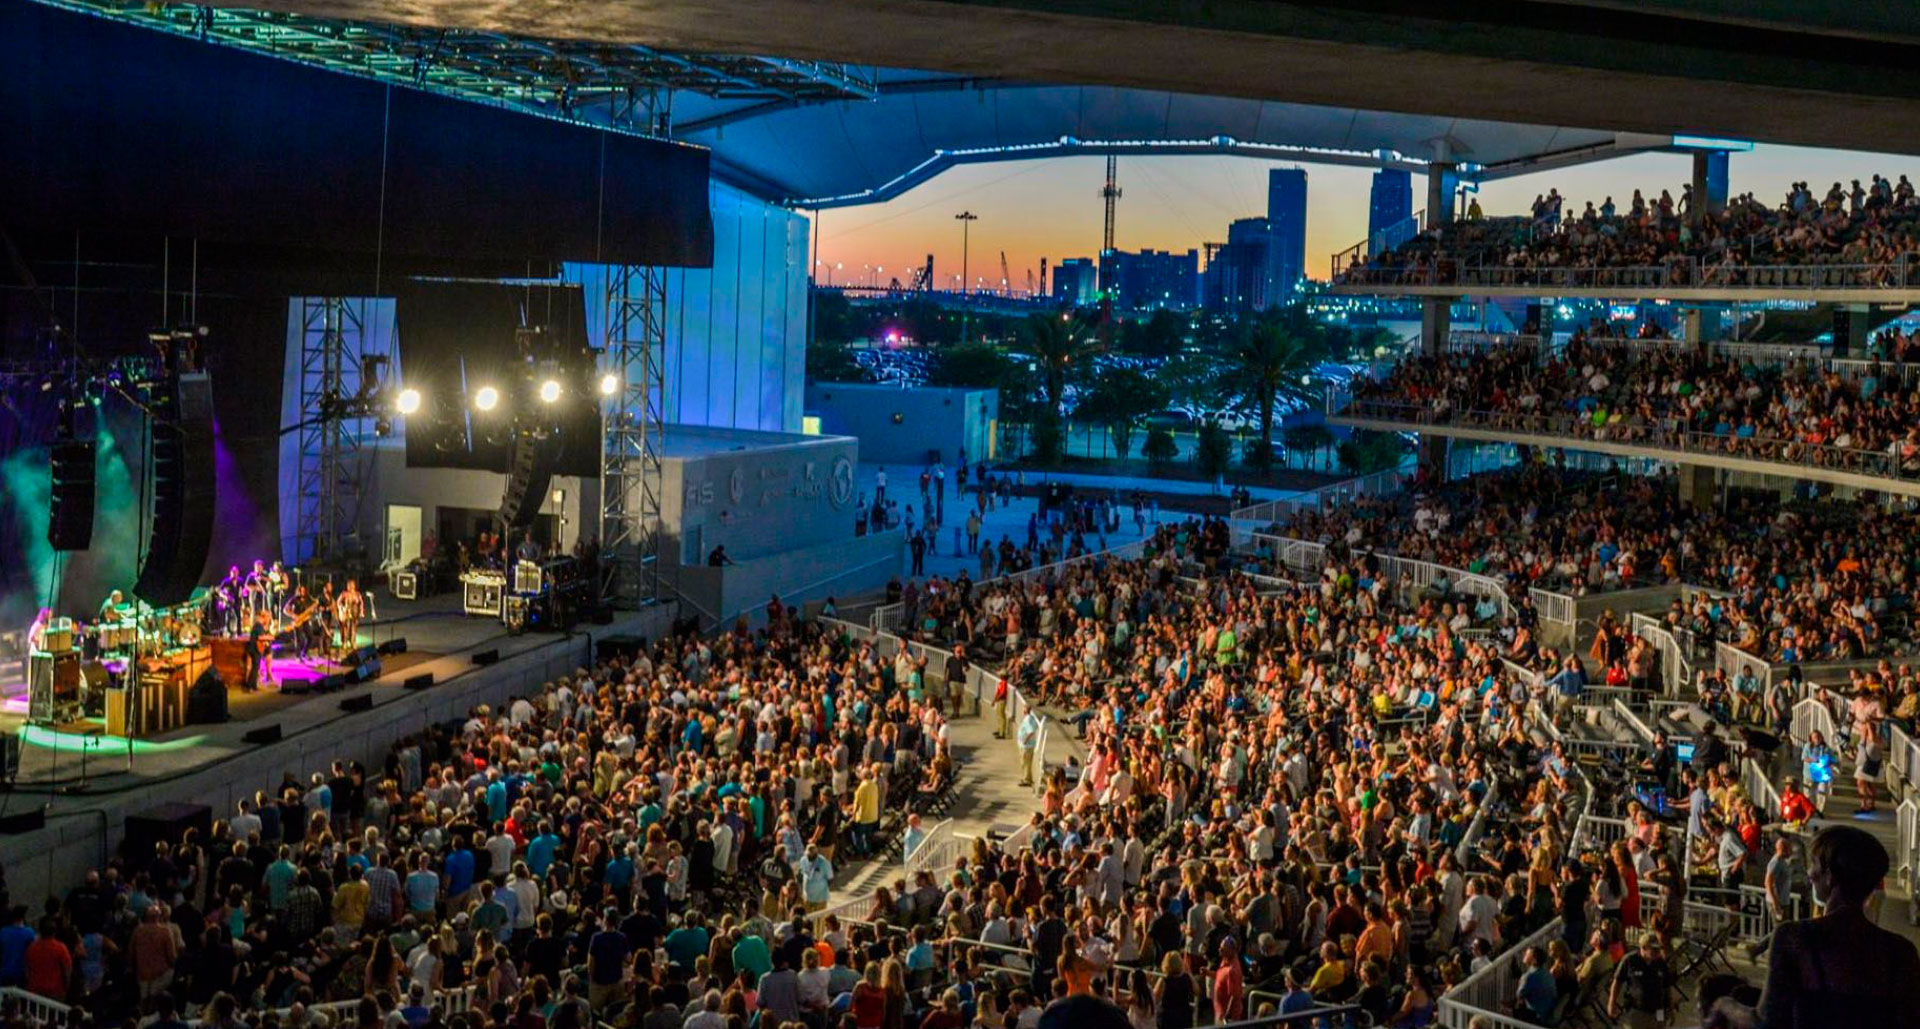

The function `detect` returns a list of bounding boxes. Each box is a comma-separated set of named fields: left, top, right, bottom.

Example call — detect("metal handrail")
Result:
left=1333, top=399, right=1920, bottom=486
left=1338, top=255, right=1918, bottom=292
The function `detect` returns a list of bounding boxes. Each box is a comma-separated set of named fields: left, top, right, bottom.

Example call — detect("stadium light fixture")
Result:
left=474, top=386, right=500, bottom=411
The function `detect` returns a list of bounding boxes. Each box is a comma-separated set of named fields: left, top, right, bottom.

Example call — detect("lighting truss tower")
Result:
left=600, top=265, right=668, bottom=607
left=294, top=297, right=366, bottom=565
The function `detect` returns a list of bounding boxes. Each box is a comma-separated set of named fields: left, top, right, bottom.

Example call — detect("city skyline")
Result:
left=810, top=143, right=1920, bottom=296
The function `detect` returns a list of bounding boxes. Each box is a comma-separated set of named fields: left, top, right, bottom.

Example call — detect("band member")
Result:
left=515, top=531, right=543, bottom=563
left=96, top=590, right=128, bottom=623
left=218, top=565, right=247, bottom=636
left=335, top=579, right=365, bottom=658
left=244, top=560, right=272, bottom=628
left=281, top=586, right=321, bottom=660
left=25, top=608, right=51, bottom=654
left=267, top=562, right=289, bottom=623
left=244, top=609, right=275, bottom=692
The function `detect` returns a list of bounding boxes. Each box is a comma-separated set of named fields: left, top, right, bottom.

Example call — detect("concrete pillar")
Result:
left=1421, top=436, right=1451, bottom=480
left=1427, top=162, right=1459, bottom=228
left=1690, top=151, right=1729, bottom=225
left=1420, top=296, right=1452, bottom=356
left=1833, top=303, right=1871, bottom=357
left=1677, top=463, right=1718, bottom=510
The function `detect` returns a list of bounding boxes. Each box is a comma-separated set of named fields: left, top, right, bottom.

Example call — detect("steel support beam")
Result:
left=294, top=297, right=367, bottom=565
left=599, top=265, right=666, bottom=607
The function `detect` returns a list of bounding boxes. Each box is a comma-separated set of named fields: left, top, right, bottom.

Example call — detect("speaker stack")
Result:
left=48, top=439, right=96, bottom=551
left=133, top=374, right=217, bottom=605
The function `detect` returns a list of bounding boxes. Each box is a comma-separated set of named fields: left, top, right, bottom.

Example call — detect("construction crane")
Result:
left=1098, top=155, right=1121, bottom=323
left=999, top=251, right=1011, bottom=296
left=907, top=253, right=934, bottom=292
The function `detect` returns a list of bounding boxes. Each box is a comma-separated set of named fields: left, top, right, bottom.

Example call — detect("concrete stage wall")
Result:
left=805, top=383, right=998, bottom=467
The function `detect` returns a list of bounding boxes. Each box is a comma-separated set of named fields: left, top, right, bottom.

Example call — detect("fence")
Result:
left=1334, top=397, right=1920, bottom=487
left=905, top=818, right=962, bottom=882
left=1790, top=695, right=1841, bottom=746
left=1232, top=466, right=1408, bottom=523
left=1531, top=587, right=1576, bottom=640
left=1713, top=641, right=1773, bottom=700
left=1900, top=797, right=1920, bottom=925
left=1741, top=755, right=1784, bottom=820
left=1437, top=917, right=1566, bottom=1029
left=1629, top=613, right=1693, bottom=698
left=1340, top=256, right=1920, bottom=294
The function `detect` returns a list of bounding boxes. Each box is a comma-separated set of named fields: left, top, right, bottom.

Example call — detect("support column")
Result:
left=1677, top=463, right=1718, bottom=511
left=1418, top=295, right=1453, bottom=476
left=1690, top=151, right=1729, bottom=225
left=1833, top=303, right=1871, bottom=358
left=1426, top=162, right=1459, bottom=229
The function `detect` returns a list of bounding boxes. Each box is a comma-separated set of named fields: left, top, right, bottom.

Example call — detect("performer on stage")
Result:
left=25, top=608, right=51, bottom=654
left=334, top=579, right=365, bottom=658
left=267, top=562, right=289, bottom=626
left=244, top=609, right=275, bottom=692
left=217, top=565, right=247, bottom=636
left=244, top=560, right=272, bottom=629
left=96, top=590, right=128, bottom=623
left=281, top=586, right=322, bottom=660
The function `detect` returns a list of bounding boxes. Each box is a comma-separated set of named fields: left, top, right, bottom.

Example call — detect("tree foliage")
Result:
left=1142, top=428, right=1178, bottom=466
left=1078, top=366, right=1168, bottom=460
left=1023, top=313, right=1096, bottom=421
left=805, top=339, right=869, bottom=385
left=1229, top=317, right=1312, bottom=470
left=1196, top=420, right=1234, bottom=479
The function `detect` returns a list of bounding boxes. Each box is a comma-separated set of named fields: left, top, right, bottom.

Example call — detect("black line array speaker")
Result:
left=133, top=374, right=216, bottom=605
left=47, top=439, right=96, bottom=551
left=497, top=433, right=559, bottom=531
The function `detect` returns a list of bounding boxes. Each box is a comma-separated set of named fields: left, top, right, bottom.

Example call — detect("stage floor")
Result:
left=0, top=593, right=580, bottom=787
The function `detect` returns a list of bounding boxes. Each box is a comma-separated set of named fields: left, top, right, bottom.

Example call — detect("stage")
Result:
left=0, top=593, right=607, bottom=788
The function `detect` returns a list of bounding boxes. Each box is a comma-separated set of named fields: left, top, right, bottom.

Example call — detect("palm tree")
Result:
left=1230, top=319, right=1311, bottom=471
left=1024, top=313, right=1092, bottom=421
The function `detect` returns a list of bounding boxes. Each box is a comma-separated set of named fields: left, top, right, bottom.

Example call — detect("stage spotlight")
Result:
left=395, top=388, right=422, bottom=415
left=598, top=373, right=619, bottom=396
left=538, top=379, right=563, bottom=404
left=474, top=386, right=500, bottom=412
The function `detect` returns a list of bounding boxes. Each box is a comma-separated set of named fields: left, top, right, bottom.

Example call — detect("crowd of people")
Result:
left=1347, top=332, right=1920, bottom=478
left=1255, top=459, right=1916, bottom=665
left=1342, top=176, right=1920, bottom=288
left=0, top=505, right=1915, bottom=1029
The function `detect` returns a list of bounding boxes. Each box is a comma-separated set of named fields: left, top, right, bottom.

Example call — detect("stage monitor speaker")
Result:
left=0, top=731, right=19, bottom=781
left=0, top=810, right=45, bottom=835
left=339, top=693, right=374, bottom=713
left=241, top=724, right=282, bottom=745
left=350, top=644, right=379, bottom=666
left=48, top=439, right=97, bottom=551
left=133, top=375, right=216, bottom=605
left=320, top=673, right=349, bottom=691
left=404, top=673, right=434, bottom=689
left=123, top=802, right=209, bottom=855
left=349, top=658, right=383, bottom=684
left=377, top=638, right=408, bottom=656
left=185, top=668, right=229, bottom=724
left=472, top=649, right=499, bottom=666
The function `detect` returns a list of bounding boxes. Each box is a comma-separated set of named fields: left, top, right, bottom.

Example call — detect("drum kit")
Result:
left=92, top=596, right=207, bottom=659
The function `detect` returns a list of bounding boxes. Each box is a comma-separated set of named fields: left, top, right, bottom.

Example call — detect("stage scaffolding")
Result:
left=599, top=266, right=667, bottom=608
left=293, top=297, right=369, bottom=566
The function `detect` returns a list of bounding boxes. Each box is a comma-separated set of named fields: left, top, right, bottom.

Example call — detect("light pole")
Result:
left=955, top=211, right=978, bottom=343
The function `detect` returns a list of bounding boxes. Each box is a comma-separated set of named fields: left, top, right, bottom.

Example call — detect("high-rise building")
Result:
left=1203, top=218, right=1275, bottom=312
left=1051, top=258, right=1099, bottom=306
left=1098, top=248, right=1201, bottom=311
left=1266, top=167, right=1308, bottom=297
left=1368, top=169, right=1415, bottom=248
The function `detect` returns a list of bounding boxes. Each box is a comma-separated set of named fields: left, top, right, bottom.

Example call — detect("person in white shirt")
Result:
left=231, top=799, right=263, bottom=841
left=486, top=831, right=515, bottom=881
left=1458, top=876, right=1500, bottom=950
left=506, top=864, right=540, bottom=935
left=799, top=846, right=833, bottom=911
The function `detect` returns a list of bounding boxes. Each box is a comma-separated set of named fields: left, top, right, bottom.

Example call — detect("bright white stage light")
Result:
left=474, top=386, right=500, bottom=412
left=539, top=379, right=563, bottom=404
left=395, top=388, right=422, bottom=415
left=598, top=373, right=620, bottom=396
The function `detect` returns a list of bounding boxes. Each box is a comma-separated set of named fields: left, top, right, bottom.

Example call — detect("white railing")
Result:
left=1898, top=797, right=1920, bottom=925
left=1612, top=698, right=1658, bottom=746
left=1233, top=467, right=1408, bottom=523
left=0, top=988, right=69, bottom=1025
left=1630, top=614, right=1693, bottom=699
left=1791, top=695, right=1840, bottom=746
left=1714, top=641, right=1774, bottom=699
left=1531, top=587, right=1576, bottom=636
left=904, top=818, right=962, bottom=882
left=1437, top=917, right=1565, bottom=1028
left=1742, top=756, right=1783, bottom=820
